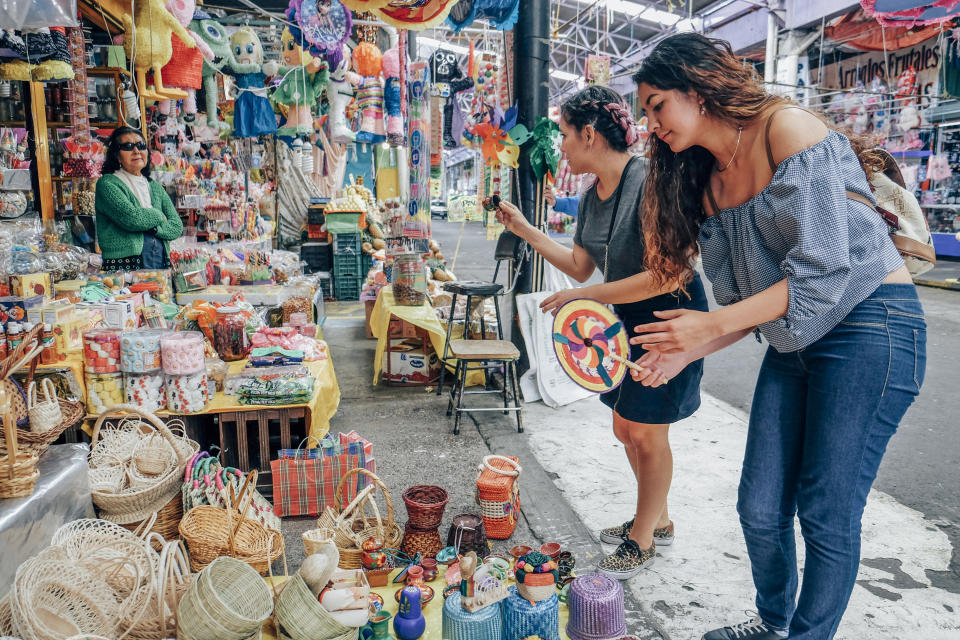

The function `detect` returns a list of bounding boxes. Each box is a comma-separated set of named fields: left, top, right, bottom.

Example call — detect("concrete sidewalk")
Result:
left=523, top=392, right=960, bottom=640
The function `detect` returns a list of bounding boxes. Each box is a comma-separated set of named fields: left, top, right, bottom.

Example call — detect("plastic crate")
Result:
left=316, top=271, right=332, bottom=299
left=333, top=232, right=362, bottom=255
left=300, top=242, right=332, bottom=272
left=334, top=276, right=361, bottom=301
left=306, top=224, right=327, bottom=240
left=333, top=254, right=362, bottom=279
left=361, top=252, right=373, bottom=276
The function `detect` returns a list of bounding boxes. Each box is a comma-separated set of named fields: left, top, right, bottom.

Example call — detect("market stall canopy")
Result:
left=862, top=0, right=960, bottom=27
left=1, top=0, right=77, bottom=29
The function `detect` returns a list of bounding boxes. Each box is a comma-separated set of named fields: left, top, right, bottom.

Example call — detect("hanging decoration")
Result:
left=825, top=9, right=945, bottom=51
left=374, top=0, right=461, bottom=30
left=353, top=42, right=386, bottom=144
left=341, top=0, right=392, bottom=9
left=192, top=10, right=233, bottom=131
left=383, top=43, right=404, bottom=146
left=223, top=27, right=277, bottom=138
left=447, top=0, right=520, bottom=33
left=585, top=54, right=611, bottom=86
left=123, top=0, right=197, bottom=101
left=406, top=60, right=431, bottom=239
left=269, top=27, right=329, bottom=138
left=528, top=117, right=560, bottom=183
left=552, top=300, right=632, bottom=393
left=159, top=0, right=214, bottom=119
left=296, top=0, right=353, bottom=54
left=860, top=1, right=960, bottom=27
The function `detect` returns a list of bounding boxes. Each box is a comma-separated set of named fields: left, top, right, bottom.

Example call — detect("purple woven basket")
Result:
left=566, top=573, right=627, bottom=640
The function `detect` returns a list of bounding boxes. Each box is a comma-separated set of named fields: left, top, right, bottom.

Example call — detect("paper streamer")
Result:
left=120, top=329, right=168, bottom=373
left=124, top=372, right=167, bottom=413
left=165, top=372, right=210, bottom=413
left=160, top=331, right=206, bottom=375
left=83, top=329, right=123, bottom=373
left=85, top=372, right=124, bottom=414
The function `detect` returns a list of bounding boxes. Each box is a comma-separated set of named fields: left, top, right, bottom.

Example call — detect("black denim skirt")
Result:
left=600, top=274, right=709, bottom=424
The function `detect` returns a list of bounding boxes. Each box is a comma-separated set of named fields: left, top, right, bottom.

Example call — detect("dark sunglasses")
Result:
left=118, top=141, right=147, bottom=151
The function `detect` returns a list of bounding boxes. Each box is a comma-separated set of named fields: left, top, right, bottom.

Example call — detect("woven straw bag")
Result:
left=27, top=378, right=62, bottom=433
left=302, top=527, right=336, bottom=556
left=89, top=405, right=198, bottom=521
left=178, top=470, right=284, bottom=574
left=274, top=572, right=358, bottom=640
left=0, top=409, right=37, bottom=499
left=475, top=455, right=522, bottom=539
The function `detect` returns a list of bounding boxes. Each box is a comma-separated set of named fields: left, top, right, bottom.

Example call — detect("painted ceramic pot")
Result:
left=361, top=536, right=388, bottom=570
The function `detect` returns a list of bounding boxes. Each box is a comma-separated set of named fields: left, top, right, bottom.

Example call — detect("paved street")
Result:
left=429, top=217, right=960, bottom=638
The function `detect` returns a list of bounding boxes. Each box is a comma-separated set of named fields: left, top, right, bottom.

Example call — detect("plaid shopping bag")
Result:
left=339, top=431, right=376, bottom=475
left=271, top=439, right=366, bottom=517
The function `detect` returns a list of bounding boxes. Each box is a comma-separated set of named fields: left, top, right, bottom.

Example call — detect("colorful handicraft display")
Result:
left=551, top=299, right=632, bottom=393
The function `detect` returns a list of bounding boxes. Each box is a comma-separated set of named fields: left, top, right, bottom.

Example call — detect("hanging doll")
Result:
left=352, top=42, right=385, bottom=144
left=158, top=0, right=213, bottom=119
left=382, top=43, right=403, bottom=147
left=326, top=43, right=361, bottom=143
left=266, top=28, right=329, bottom=138
left=123, top=0, right=197, bottom=101
left=429, top=48, right=474, bottom=148
left=224, top=27, right=277, bottom=139
left=190, top=11, right=232, bottom=131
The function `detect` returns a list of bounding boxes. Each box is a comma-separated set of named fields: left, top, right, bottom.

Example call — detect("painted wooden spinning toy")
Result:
left=551, top=299, right=641, bottom=393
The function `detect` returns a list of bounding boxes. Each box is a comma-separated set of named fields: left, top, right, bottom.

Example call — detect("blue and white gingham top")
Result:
left=698, top=130, right=903, bottom=353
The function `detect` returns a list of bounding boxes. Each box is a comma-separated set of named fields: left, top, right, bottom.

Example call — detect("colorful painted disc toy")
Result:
left=552, top=299, right=630, bottom=393
left=298, top=0, right=353, bottom=52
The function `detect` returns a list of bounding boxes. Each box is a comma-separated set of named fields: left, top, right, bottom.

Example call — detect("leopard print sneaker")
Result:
left=600, top=518, right=675, bottom=546
left=597, top=539, right=656, bottom=580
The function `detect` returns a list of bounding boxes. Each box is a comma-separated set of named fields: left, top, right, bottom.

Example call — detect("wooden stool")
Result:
left=446, top=338, right=522, bottom=436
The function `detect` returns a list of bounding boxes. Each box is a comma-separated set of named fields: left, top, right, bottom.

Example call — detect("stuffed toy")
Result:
left=429, top=48, right=473, bottom=148
left=224, top=27, right=277, bottom=138
left=352, top=42, right=385, bottom=144
left=267, top=27, right=329, bottom=138
left=123, top=0, right=197, bottom=101
left=158, top=0, right=213, bottom=119
left=190, top=11, right=232, bottom=130
left=382, top=43, right=403, bottom=146
left=326, top=43, right=360, bottom=143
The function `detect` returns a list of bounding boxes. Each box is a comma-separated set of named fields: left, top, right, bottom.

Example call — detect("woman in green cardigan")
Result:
left=95, top=126, right=183, bottom=270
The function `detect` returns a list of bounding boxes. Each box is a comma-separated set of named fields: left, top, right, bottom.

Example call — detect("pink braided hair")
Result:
left=584, top=100, right=641, bottom=147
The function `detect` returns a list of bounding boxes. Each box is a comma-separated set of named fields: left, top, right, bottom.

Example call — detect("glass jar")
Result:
left=213, top=307, right=250, bottom=362
left=394, top=254, right=426, bottom=306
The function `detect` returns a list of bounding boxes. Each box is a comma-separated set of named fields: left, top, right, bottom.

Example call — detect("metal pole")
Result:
left=764, top=5, right=778, bottom=89
left=511, top=0, right=550, bottom=362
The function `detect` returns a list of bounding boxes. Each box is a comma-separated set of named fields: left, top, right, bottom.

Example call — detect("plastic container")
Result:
left=165, top=372, right=210, bottom=413
left=213, top=307, right=251, bottom=362
left=85, top=372, right=124, bottom=414
left=120, top=328, right=167, bottom=373
left=124, top=371, right=166, bottom=413
left=394, top=254, right=426, bottom=306
left=160, top=331, right=206, bottom=375
left=83, top=328, right=123, bottom=373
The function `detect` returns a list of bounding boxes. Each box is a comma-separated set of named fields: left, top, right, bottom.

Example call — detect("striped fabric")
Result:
left=270, top=446, right=365, bottom=517
left=698, top=130, right=904, bottom=353
left=356, top=76, right=384, bottom=114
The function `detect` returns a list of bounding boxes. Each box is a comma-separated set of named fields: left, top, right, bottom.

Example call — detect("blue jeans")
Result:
left=738, top=284, right=926, bottom=640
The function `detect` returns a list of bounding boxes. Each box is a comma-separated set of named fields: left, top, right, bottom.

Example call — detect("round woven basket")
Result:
left=275, top=572, right=357, bottom=640
left=0, top=398, right=83, bottom=457
left=402, top=484, right=450, bottom=529
left=442, top=591, right=504, bottom=640
left=446, top=514, right=489, bottom=558
left=566, top=573, right=627, bottom=640
left=118, top=491, right=183, bottom=542
left=502, top=586, right=559, bottom=640
left=89, top=405, right=197, bottom=518
left=302, top=527, right=335, bottom=556
left=400, top=523, right=444, bottom=559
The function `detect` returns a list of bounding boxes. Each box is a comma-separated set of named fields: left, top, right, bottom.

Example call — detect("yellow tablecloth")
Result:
left=81, top=356, right=340, bottom=442
left=370, top=286, right=483, bottom=387
left=261, top=569, right=573, bottom=639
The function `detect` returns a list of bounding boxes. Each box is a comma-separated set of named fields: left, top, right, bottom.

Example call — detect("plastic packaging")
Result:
left=160, top=331, right=206, bottom=375
left=85, top=372, right=124, bottom=414
left=124, top=372, right=166, bottom=413
left=213, top=306, right=251, bottom=362
left=394, top=254, right=426, bottom=306
left=120, top=328, right=167, bottom=373
left=83, top=329, right=123, bottom=373
left=165, top=372, right=210, bottom=413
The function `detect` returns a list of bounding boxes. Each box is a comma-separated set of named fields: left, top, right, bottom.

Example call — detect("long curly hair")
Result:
left=632, top=33, right=881, bottom=289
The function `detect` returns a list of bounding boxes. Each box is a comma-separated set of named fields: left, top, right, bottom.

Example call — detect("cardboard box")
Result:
left=11, top=273, right=52, bottom=298
left=102, top=299, right=137, bottom=330
left=0, top=295, right=43, bottom=323
left=381, top=340, right=440, bottom=385
left=42, top=300, right=75, bottom=325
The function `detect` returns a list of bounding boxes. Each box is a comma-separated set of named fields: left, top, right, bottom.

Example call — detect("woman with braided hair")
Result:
left=495, top=85, right=708, bottom=579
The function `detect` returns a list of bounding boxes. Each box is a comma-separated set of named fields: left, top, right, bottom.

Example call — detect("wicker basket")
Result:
left=0, top=398, right=83, bottom=457
left=177, top=556, right=275, bottom=640
left=179, top=470, right=284, bottom=574
left=475, top=455, right=522, bottom=540
left=442, top=591, right=504, bottom=640
left=400, top=523, right=444, bottom=559
left=447, top=513, right=489, bottom=559
left=302, top=527, right=336, bottom=556
left=116, top=491, right=183, bottom=542
left=402, top=484, right=450, bottom=529
left=502, top=586, right=559, bottom=640
left=317, top=467, right=402, bottom=568
left=274, top=572, right=358, bottom=640
left=89, top=405, right=197, bottom=519
left=566, top=573, right=627, bottom=640
left=0, top=409, right=37, bottom=499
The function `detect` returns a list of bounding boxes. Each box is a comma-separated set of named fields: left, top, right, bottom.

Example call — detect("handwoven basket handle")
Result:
left=336, top=483, right=376, bottom=527
left=27, top=381, right=37, bottom=410
left=353, top=489, right=384, bottom=546
left=228, top=470, right=259, bottom=546
left=265, top=530, right=288, bottom=601
left=479, top=455, right=522, bottom=477
left=3, top=411, right=16, bottom=474
left=334, top=467, right=395, bottom=526
left=0, top=324, right=42, bottom=381
left=91, top=404, right=187, bottom=465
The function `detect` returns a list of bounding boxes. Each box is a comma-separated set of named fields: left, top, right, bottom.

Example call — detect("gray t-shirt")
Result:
left=573, top=156, right=647, bottom=282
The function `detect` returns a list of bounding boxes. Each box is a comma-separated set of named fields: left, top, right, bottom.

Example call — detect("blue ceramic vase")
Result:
left=394, top=586, right=426, bottom=640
